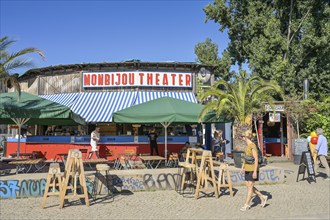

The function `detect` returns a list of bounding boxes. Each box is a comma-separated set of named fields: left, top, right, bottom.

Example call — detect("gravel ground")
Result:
left=0, top=162, right=329, bottom=220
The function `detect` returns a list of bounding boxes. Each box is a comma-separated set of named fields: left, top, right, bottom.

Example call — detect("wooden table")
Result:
left=9, top=158, right=46, bottom=174
left=83, top=158, right=108, bottom=169
left=9, top=153, right=35, bottom=159
left=82, top=158, right=108, bottom=164
left=139, top=156, right=166, bottom=169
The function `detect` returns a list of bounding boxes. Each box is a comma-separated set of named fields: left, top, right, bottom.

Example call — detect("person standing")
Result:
left=179, top=141, right=191, bottom=161
left=218, top=130, right=227, bottom=158
left=148, top=127, right=159, bottom=156
left=45, top=126, right=53, bottom=136
left=240, top=128, right=268, bottom=211
left=308, top=131, right=318, bottom=163
left=314, top=128, right=330, bottom=180
left=211, top=130, right=220, bottom=156
left=88, top=127, right=100, bottom=159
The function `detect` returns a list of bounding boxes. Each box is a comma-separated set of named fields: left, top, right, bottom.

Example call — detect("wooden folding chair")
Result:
left=124, top=149, right=136, bottom=169
left=167, top=153, right=179, bottom=167
left=79, top=149, right=88, bottom=159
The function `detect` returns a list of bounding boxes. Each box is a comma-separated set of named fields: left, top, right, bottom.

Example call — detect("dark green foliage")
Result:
left=302, top=97, right=330, bottom=141
left=202, top=0, right=330, bottom=100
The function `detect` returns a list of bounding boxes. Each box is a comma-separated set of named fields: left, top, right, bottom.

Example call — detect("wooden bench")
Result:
left=9, top=158, right=46, bottom=174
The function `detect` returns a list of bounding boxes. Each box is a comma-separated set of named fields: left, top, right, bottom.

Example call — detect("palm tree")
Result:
left=0, top=36, right=45, bottom=97
left=198, top=71, right=283, bottom=151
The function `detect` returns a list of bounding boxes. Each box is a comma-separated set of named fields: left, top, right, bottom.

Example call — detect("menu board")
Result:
left=293, top=139, right=308, bottom=155
left=296, top=151, right=316, bottom=183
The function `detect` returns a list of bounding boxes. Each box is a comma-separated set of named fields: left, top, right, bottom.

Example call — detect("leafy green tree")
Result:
left=194, top=38, right=233, bottom=81
left=302, top=97, right=330, bottom=142
left=283, top=95, right=309, bottom=138
left=0, top=36, right=45, bottom=97
left=203, top=0, right=330, bottom=101
left=198, top=71, right=283, bottom=151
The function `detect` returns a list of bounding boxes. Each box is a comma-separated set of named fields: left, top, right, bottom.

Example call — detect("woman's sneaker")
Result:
left=260, top=195, right=268, bottom=207
left=240, top=204, right=251, bottom=211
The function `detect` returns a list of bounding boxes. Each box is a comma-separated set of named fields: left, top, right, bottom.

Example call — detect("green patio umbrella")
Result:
left=113, top=96, right=204, bottom=161
left=0, top=92, right=86, bottom=157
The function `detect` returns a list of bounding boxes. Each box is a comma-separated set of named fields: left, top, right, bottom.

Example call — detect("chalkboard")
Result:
left=293, top=139, right=308, bottom=155
left=296, top=151, right=316, bottom=183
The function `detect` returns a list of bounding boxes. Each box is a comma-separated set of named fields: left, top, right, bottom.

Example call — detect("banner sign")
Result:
left=83, top=72, right=192, bottom=88
left=265, top=104, right=285, bottom=112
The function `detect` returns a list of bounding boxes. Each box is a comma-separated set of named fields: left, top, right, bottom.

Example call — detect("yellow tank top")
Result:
left=244, top=143, right=259, bottom=172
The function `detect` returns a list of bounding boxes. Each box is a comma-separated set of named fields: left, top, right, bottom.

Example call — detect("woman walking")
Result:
left=240, top=129, right=268, bottom=211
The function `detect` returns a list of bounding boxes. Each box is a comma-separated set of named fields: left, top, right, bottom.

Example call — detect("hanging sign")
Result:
left=265, top=104, right=285, bottom=112
left=82, top=71, right=192, bottom=88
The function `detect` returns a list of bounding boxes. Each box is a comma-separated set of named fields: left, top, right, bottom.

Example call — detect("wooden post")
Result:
left=59, top=149, right=89, bottom=208
left=194, top=150, right=219, bottom=199
left=213, top=161, right=233, bottom=197
left=178, top=148, right=204, bottom=193
left=41, top=163, right=62, bottom=208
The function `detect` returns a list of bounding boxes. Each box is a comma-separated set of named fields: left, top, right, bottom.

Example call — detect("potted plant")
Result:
left=198, top=72, right=283, bottom=168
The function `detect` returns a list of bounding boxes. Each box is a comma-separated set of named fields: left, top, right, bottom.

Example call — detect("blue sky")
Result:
left=1, top=0, right=230, bottom=74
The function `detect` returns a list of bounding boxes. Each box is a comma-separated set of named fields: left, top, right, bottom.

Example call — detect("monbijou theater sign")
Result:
left=83, top=71, right=192, bottom=88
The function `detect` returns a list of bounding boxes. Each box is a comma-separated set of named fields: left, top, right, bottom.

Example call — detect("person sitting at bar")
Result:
left=45, top=126, right=53, bottom=136
left=179, top=141, right=191, bottom=161
left=195, top=142, right=204, bottom=150
left=53, top=126, right=62, bottom=136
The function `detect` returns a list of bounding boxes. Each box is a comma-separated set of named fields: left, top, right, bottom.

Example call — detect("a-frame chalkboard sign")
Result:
left=296, top=151, right=316, bottom=183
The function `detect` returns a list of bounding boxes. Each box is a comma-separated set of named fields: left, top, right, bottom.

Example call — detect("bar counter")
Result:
left=6, top=135, right=196, bottom=160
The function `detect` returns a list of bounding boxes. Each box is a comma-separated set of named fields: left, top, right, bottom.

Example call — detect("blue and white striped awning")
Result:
left=134, top=91, right=197, bottom=105
left=71, top=92, right=138, bottom=123
left=40, top=91, right=197, bottom=123
left=39, top=93, right=79, bottom=107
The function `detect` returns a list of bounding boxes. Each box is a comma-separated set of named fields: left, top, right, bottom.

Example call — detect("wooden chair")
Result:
left=124, top=149, right=136, bottom=169
left=79, top=149, right=88, bottom=159
left=59, top=149, right=89, bottom=208
left=177, top=149, right=200, bottom=194
left=215, top=152, right=224, bottom=162
left=167, top=153, right=179, bottom=167
left=114, top=153, right=130, bottom=170
left=194, top=150, right=219, bottom=199
left=32, top=151, right=46, bottom=159
left=213, top=161, right=233, bottom=197
left=41, top=163, right=62, bottom=208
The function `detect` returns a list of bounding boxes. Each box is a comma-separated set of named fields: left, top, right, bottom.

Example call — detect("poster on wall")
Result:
left=269, top=113, right=281, bottom=122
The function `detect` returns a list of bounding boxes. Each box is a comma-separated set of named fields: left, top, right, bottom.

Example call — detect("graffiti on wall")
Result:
left=226, top=169, right=282, bottom=183
left=0, top=168, right=282, bottom=199
left=0, top=179, right=47, bottom=199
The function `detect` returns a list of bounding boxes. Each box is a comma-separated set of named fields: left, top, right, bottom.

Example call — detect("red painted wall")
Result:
left=6, top=142, right=184, bottom=160
left=265, top=143, right=282, bottom=156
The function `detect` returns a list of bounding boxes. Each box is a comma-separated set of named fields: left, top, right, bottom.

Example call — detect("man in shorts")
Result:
left=88, top=127, right=100, bottom=159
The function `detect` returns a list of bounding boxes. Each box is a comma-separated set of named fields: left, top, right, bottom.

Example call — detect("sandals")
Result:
left=240, top=204, right=251, bottom=211
left=260, top=195, right=268, bottom=207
